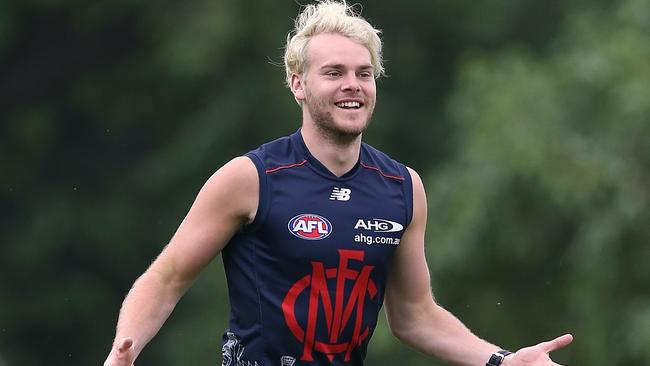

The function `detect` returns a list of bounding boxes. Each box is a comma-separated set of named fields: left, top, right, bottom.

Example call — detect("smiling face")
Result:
left=291, top=33, right=377, bottom=141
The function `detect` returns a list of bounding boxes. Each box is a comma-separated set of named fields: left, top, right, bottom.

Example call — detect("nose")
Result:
left=341, top=73, right=361, bottom=93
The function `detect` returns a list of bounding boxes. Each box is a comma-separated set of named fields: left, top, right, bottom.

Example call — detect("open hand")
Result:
left=504, top=334, right=573, bottom=366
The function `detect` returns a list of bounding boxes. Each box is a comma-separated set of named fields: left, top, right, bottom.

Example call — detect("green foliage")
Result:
left=428, top=0, right=650, bottom=364
left=0, top=0, right=647, bottom=365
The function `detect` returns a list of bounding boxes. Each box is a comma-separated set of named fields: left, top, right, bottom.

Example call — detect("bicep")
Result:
left=149, top=156, right=258, bottom=287
left=385, top=168, right=435, bottom=327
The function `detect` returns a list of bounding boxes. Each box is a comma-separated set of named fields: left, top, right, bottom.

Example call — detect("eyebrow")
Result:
left=320, top=63, right=374, bottom=71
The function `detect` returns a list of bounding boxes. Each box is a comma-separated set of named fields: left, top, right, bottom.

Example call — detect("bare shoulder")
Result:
left=208, top=156, right=258, bottom=189
left=150, top=156, right=259, bottom=281
left=200, top=156, right=259, bottom=224
left=405, top=166, right=426, bottom=202
left=401, top=166, right=427, bottom=241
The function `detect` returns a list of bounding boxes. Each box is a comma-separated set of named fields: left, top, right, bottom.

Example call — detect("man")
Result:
left=104, top=1, right=573, bottom=365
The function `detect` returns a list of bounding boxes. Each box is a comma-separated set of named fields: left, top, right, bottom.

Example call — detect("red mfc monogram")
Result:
left=282, top=249, right=377, bottom=362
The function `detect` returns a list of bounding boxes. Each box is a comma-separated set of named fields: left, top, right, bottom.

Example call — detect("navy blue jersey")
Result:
left=220, top=130, right=413, bottom=366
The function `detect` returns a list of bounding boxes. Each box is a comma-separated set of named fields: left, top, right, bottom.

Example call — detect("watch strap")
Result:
left=485, top=349, right=512, bottom=366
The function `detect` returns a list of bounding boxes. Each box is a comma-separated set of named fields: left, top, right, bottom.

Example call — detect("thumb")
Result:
left=115, top=337, right=134, bottom=356
left=538, top=333, right=573, bottom=353
left=105, top=338, right=136, bottom=366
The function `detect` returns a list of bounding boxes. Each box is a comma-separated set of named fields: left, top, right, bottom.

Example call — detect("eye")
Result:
left=326, top=70, right=342, bottom=77
left=359, top=71, right=373, bottom=79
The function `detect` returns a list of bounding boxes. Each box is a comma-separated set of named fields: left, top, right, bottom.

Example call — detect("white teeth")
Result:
left=337, top=101, right=361, bottom=108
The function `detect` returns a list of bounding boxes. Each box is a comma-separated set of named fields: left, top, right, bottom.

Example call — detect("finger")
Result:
left=539, top=334, right=573, bottom=353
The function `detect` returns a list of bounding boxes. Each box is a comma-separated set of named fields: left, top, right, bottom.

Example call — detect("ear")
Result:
left=290, top=73, right=306, bottom=102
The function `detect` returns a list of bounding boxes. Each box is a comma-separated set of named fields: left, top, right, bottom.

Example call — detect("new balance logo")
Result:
left=329, top=187, right=351, bottom=201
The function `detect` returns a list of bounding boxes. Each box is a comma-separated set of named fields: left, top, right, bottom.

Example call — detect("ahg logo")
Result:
left=354, top=218, right=403, bottom=233
left=281, top=250, right=377, bottom=362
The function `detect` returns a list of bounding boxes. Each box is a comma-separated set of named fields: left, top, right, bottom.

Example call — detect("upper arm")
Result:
left=385, top=167, right=435, bottom=331
left=146, top=156, right=259, bottom=290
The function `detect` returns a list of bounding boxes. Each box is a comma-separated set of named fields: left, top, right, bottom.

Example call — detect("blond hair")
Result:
left=284, top=1, right=385, bottom=87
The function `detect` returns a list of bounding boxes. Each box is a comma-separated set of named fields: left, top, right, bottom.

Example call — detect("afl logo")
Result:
left=288, top=214, right=333, bottom=240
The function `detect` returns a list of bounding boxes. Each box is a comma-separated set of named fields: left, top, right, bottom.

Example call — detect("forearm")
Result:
left=392, top=303, right=501, bottom=366
left=112, top=269, right=189, bottom=359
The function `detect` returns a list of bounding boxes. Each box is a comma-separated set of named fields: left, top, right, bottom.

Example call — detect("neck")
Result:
left=300, top=122, right=362, bottom=178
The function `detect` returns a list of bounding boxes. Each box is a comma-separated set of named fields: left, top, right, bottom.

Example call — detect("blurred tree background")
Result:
left=1, top=0, right=648, bottom=365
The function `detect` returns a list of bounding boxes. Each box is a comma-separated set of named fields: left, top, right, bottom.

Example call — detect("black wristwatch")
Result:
left=485, top=349, right=512, bottom=366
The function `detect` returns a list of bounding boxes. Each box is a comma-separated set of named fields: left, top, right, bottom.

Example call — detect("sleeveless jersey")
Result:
left=220, top=130, right=413, bottom=366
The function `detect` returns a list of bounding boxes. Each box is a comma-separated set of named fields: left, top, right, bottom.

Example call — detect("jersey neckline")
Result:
left=290, top=129, right=362, bottom=181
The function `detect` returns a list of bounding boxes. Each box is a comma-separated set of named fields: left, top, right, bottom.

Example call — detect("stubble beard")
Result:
left=304, top=90, right=375, bottom=145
